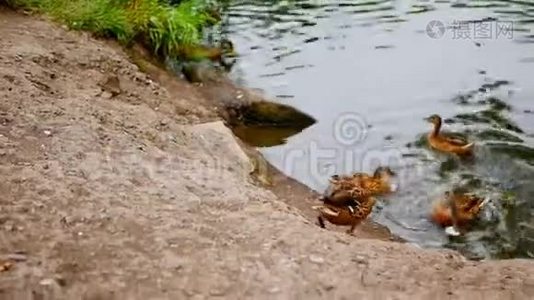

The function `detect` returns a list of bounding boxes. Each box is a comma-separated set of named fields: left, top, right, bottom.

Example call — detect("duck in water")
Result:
left=431, top=190, right=488, bottom=236
left=425, top=114, right=474, bottom=157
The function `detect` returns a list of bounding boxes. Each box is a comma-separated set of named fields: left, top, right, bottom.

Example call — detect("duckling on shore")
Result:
left=313, top=195, right=377, bottom=235
left=322, top=166, right=396, bottom=203
left=425, top=114, right=474, bottom=156
left=313, top=166, right=395, bottom=234
left=431, top=190, right=488, bottom=236
left=319, top=165, right=396, bottom=215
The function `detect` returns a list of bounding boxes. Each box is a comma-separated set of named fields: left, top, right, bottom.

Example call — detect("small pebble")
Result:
left=6, top=253, right=28, bottom=262
left=352, top=255, right=367, bottom=264
left=101, top=91, right=113, bottom=99
left=209, top=289, right=226, bottom=296
left=43, top=130, right=52, bottom=136
left=39, top=278, right=56, bottom=286
left=324, top=284, right=335, bottom=291
left=309, top=255, right=324, bottom=264
left=54, top=275, right=67, bottom=287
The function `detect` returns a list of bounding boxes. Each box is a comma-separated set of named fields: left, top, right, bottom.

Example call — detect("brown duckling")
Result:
left=431, top=190, right=488, bottom=236
left=425, top=114, right=474, bottom=156
left=178, top=39, right=236, bottom=63
left=348, top=166, right=398, bottom=196
left=313, top=196, right=377, bottom=235
left=205, top=7, right=222, bottom=25
left=325, top=174, right=370, bottom=200
left=181, top=61, right=221, bottom=83
left=320, top=166, right=396, bottom=215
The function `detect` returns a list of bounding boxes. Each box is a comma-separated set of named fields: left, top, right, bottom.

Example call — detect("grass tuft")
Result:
left=6, top=0, right=215, bottom=56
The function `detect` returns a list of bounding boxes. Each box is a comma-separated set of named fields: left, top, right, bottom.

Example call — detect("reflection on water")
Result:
left=221, top=0, right=534, bottom=259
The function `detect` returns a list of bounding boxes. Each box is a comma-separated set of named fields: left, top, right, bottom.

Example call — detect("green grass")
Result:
left=6, top=0, right=216, bottom=56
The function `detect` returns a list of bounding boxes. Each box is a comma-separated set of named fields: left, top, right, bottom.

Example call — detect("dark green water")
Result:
left=219, top=0, right=534, bottom=259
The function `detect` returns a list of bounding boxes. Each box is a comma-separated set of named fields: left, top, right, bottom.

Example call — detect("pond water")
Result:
left=219, top=0, right=534, bottom=259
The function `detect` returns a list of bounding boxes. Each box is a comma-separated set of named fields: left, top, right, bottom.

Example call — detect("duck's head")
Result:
left=373, top=166, right=396, bottom=179
left=220, top=39, right=236, bottom=56
left=444, top=190, right=452, bottom=202
left=444, top=189, right=461, bottom=202
left=424, top=114, right=442, bottom=126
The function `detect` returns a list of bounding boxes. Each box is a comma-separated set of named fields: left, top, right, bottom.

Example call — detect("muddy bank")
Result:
left=1, top=7, right=534, bottom=299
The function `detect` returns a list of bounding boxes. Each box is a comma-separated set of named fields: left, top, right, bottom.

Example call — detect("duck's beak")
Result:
left=479, top=198, right=490, bottom=208
left=423, top=116, right=431, bottom=122
left=445, top=226, right=461, bottom=237
left=224, top=50, right=238, bottom=58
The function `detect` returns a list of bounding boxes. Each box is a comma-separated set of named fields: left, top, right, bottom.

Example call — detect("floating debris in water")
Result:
left=439, top=157, right=461, bottom=176
left=276, top=94, right=294, bottom=99
left=303, top=37, right=319, bottom=43
left=259, top=72, right=285, bottom=78
left=285, top=64, right=306, bottom=71
left=374, top=45, right=395, bottom=49
left=486, top=143, right=534, bottom=166
left=487, top=97, right=511, bottom=111
left=453, top=109, right=523, bottom=133
left=475, top=129, right=523, bottom=143
left=273, top=49, right=301, bottom=61
left=407, top=4, right=436, bottom=14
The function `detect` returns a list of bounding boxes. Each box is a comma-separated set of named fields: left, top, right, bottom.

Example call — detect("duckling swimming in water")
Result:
left=431, top=190, right=488, bottom=236
left=425, top=114, right=474, bottom=156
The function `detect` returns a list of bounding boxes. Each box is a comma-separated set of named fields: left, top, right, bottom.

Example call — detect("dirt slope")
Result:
left=1, top=8, right=534, bottom=300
